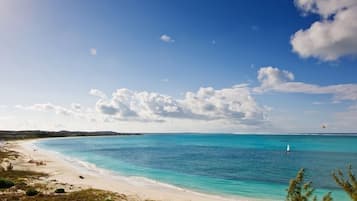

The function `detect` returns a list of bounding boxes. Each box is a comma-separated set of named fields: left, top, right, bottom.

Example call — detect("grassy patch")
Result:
left=0, top=178, right=14, bottom=189
left=54, top=188, right=65, bottom=193
left=25, top=188, right=39, bottom=196
left=0, top=189, right=131, bottom=201
left=0, top=149, right=47, bottom=183
left=0, top=149, right=48, bottom=193
left=0, top=148, right=159, bottom=201
left=0, top=170, right=47, bottom=183
left=0, top=150, right=19, bottom=162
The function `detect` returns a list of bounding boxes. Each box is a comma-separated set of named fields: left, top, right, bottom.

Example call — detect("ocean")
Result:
left=36, top=134, right=357, bottom=200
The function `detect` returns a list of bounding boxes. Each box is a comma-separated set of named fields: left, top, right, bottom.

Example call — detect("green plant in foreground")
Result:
left=286, top=168, right=333, bottom=201
left=322, top=192, right=333, bottom=201
left=0, top=177, right=14, bottom=189
left=26, top=188, right=39, bottom=196
left=54, top=188, right=65, bottom=193
left=332, top=165, right=357, bottom=201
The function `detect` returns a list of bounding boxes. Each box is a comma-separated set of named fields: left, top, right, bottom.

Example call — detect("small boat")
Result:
left=286, top=144, right=290, bottom=152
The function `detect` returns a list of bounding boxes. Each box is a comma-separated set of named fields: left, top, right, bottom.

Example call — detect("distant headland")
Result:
left=0, top=130, right=142, bottom=140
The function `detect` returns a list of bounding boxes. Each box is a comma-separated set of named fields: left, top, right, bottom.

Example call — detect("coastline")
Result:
left=7, top=139, right=263, bottom=201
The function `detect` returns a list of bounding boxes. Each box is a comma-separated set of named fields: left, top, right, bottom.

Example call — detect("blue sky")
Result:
left=1, top=0, right=357, bottom=133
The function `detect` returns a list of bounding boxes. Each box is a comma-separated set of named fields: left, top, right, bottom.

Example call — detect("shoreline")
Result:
left=7, top=138, right=263, bottom=201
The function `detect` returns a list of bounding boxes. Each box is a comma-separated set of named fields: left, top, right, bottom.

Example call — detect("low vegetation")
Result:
left=0, top=178, right=14, bottom=189
left=287, top=166, right=357, bottom=201
left=332, top=165, right=357, bottom=201
left=0, top=189, right=132, bottom=201
left=54, top=188, right=65, bottom=193
left=286, top=168, right=332, bottom=201
left=0, top=148, right=156, bottom=201
left=25, top=188, right=39, bottom=196
left=0, top=169, right=46, bottom=182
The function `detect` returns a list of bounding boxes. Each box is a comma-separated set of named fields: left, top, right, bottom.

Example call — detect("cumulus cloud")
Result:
left=13, top=85, right=268, bottom=127
left=257, top=66, right=294, bottom=89
left=160, top=34, right=175, bottom=43
left=291, top=0, right=357, bottom=61
left=294, top=0, right=356, bottom=17
left=92, top=86, right=267, bottom=124
left=255, top=66, right=357, bottom=101
left=94, top=88, right=186, bottom=121
left=183, top=85, right=267, bottom=124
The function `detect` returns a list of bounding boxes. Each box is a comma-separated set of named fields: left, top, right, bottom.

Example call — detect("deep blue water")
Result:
left=36, top=134, right=357, bottom=200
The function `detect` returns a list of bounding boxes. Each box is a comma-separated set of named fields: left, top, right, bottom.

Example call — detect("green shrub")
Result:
left=54, top=188, right=65, bottom=193
left=286, top=168, right=316, bottom=201
left=0, top=178, right=14, bottom=188
left=287, top=169, right=332, bottom=201
left=332, top=165, right=357, bottom=201
left=26, top=188, right=39, bottom=196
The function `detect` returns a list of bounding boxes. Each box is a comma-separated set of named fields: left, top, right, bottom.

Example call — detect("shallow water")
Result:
left=37, top=134, right=357, bottom=200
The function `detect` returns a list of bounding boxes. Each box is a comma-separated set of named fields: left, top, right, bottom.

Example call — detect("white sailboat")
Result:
left=286, top=144, right=290, bottom=152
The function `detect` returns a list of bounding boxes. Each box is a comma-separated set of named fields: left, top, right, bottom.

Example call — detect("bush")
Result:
left=54, top=188, right=65, bottom=193
left=286, top=169, right=332, bottom=201
left=0, top=178, right=14, bottom=188
left=286, top=168, right=316, bottom=201
left=26, top=188, right=39, bottom=196
left=332, top=165, right=357, bottom=201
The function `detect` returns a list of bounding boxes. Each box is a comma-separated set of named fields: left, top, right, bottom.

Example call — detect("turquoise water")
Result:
left=37, top=134, right=357, bottom=200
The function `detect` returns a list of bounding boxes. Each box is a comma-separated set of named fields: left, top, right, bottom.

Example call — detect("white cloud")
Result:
left=12, top=85, right=268, bottom=127
left=16, top=103, right=73, bottom=116
left=294, top=0, right=356, bottom=17
left=15, top=102, right=100, bottom=123
left=71, top=103, right=81, bottom=111
left=291, top=0, right=357, bottom=61
left=255, top=66, right=357, bottom=101
left=183, top=85, right=267, bottom=124
left=92, top=86, right=267, bottom=125
left=89, top=89, right=107, bottom=99
left=161, top=78, right=169, bottom=82
left=10, top=66, right=357, bottom=132
left=90, top=48, right=97, bottom=56
left=160, top=34, right=175, bottom=43
left=257, top=66, right=294, bottom=89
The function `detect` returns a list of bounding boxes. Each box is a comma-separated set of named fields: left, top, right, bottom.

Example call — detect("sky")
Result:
left=1, top=0, right=357, bottom=133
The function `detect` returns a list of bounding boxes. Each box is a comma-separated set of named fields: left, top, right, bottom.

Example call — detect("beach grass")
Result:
left=0, top=189, right=131, bottom=201
left=0, top=147, right=159, bottom=201
left=0, top=170, right=47, bottom=183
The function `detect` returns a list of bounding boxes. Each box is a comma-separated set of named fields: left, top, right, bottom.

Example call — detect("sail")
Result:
left=287, top=144, right=290, bottom=152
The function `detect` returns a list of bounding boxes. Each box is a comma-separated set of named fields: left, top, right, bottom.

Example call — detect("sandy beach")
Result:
left=5, top=139, right=259, bottom=201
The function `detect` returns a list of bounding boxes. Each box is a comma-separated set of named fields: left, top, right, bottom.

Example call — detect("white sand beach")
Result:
left=6, top=139, right=260, bottom=201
